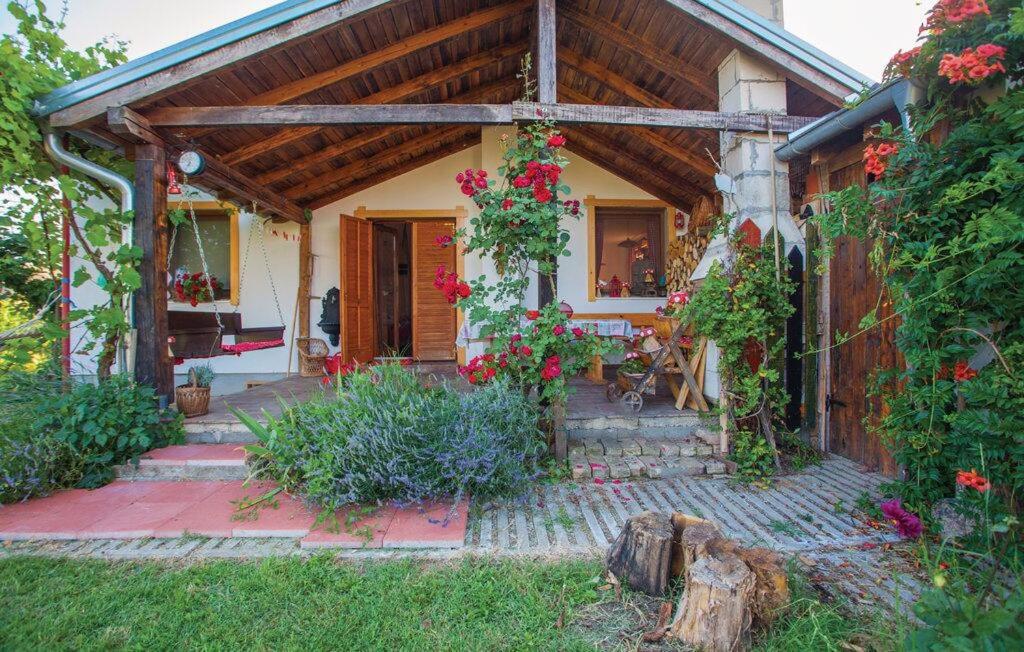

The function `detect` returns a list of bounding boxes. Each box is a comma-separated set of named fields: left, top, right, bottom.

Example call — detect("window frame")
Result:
left=167, top=200, right=240, bottom=307
left=584, top=196, right=673, bottom=301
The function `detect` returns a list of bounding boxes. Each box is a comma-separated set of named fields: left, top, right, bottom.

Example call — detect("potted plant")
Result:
left=655, top=290, right=690, bottom=338
left=173, top=271, right=221, bottom=306
left=175, top=364, right=214, bottom=417
left=617, top=351, right=649, bottom=393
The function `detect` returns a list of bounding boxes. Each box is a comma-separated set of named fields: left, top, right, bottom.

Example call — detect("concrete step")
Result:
left=567, top=435, right=726, bottom=481
left=565, top=411, right=708, bottom=433
left=183, top=421, right=259, bottom=444
left=115, top=444, right=249, bottom=481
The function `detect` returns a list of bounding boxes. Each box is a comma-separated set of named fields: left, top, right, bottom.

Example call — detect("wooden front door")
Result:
left=340, top=214, right=374, bottom=363
left=411, top=221, right=456, bottom=360
left=827, top=163, right=899, bottom=475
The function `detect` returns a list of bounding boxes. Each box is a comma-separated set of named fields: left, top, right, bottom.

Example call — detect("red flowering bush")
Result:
left=863, top=141, right=899, bottom=178
left=953, top=360, right=978, bottom=381
left=956, top=468, right=991, bottom=492
left=938, top=44, right=1006, bottom=84
left=885, top=46, right=923, bottom=78
left=174, top=272, right=221, bottom=306
left=922, top=0, right=991, bottom=34
left=433, top=265, right=471, bottom=305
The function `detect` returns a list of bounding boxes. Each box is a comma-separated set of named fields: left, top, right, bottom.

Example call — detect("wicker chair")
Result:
left=296, top=337, right=329, bottom=377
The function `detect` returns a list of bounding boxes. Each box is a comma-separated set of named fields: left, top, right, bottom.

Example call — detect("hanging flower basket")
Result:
left=174, top=272, right=221, bottom=306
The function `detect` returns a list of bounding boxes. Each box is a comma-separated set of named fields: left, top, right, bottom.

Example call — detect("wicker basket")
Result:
left=175, top=371, right=211, bottom=418
left=296, top=337, right=329, bottom=377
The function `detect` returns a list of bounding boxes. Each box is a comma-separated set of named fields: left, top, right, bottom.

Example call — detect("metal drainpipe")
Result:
left=43, top=131, right=135, bottom=375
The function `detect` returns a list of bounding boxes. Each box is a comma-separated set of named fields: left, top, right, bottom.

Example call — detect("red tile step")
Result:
left=0, top=480, right=468, bottom=549
left=115, top=444, right=249, bottom=481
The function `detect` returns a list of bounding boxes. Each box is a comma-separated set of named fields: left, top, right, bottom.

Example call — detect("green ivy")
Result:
left=815, top=1, right=1024, bottom=513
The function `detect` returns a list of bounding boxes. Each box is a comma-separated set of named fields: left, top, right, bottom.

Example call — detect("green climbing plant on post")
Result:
left=680, top=217, right=797, bottom=482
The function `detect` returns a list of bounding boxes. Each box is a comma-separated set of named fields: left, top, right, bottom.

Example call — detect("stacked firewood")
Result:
left=665, top=196, right=716, bottom=293
left=606, top=511, right=789, bottom=651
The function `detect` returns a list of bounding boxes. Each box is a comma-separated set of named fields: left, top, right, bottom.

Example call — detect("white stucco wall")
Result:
left=69, top=127, right=687, bottom=379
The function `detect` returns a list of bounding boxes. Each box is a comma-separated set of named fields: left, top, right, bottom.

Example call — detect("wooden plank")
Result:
left=132, top=144, right=173, bottom=398
left=282, top=126, right=470, bottom=199
left=556, top=86, right=717, bottom=178
left=107, top=106, right=163, bottom=145
left=144, top=104, right=514, bottom=127
left=534, top=0, right=557, bottom=103
left=211, top=41, right=527, bottom=155
left=659, top=0, right=855, bottom=102
left=298, top=222, right=312, bottom=339
left=49, top=0, right=396, bottom=127
left=560, top=6, right=718, bottom=103
left=514, top=102, right=818, bottom=132
left=239, top=0, right=531, bottom=106
left=558, top=49, right=671, bottom=110
left=306, top=132, right=481, bottom=209
left=254, top=76, right=519, bottom=185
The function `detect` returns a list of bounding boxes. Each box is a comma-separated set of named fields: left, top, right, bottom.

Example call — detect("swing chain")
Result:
left=250, top=202, right=287, bottom=328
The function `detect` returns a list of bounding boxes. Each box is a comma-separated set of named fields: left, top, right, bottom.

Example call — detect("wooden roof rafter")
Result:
left=305, top=129, right=482, bottom=209
left=255, top=75, right=522, bottom=186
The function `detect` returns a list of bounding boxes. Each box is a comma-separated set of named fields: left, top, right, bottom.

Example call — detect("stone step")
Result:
left=184, top=421, right=259, bottom=444
left=567, top=435, right=726, bottom=481
left=115, top=444, right=249, bottom=481
left=565, top=411, right=707, bottom=433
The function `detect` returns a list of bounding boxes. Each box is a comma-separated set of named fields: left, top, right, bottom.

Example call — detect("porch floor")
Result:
left=186, top=368, right=692, bottom=426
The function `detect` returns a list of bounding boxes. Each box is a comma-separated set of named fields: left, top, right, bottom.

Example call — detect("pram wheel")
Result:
left=622, top=391, right=643, bottom=413
left=606, top=383, right=623, bottom=402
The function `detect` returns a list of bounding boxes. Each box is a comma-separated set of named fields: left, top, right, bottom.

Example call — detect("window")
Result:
left=593, top=206, right=667, bottom=298
left=168, top=205, right=238, bottom=304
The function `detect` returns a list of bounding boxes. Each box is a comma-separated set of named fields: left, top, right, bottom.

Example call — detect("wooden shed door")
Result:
left=412, top=221, right=456, bottom=360
left=827, top=163, right=899, bottom=475
left=340, top=214, right=374, bottom=363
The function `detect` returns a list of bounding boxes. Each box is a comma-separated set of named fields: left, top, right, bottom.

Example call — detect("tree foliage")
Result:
left=0, top=1, right=137, bottom=376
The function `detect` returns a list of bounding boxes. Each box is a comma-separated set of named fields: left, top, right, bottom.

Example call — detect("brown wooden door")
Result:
left=412, top=221, right=456, bottom=360
left=827, top=163, right=899, bottom=475
left=340, top=214, right=374, bottom=363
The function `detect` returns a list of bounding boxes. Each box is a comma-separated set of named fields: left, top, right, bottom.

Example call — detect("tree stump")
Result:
left=669, top=540, right=756, bottom=652
left=735, top=547, right=789, bottom=628
left=606, top=511, right=674, bottom=596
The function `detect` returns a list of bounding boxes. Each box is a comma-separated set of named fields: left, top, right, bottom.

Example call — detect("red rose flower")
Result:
left=547, top=134, right=566, bottom=148
left=571, top=327, right=584, bottom=339
left=525, top=310, right=540, bottom=320
left=521, top=345, right=533, bottom=356
left=502, top=198, right=514, bottom=210
left=513, top=175, right=530, bottom=188
left=553, top=324, right=565, bottom=336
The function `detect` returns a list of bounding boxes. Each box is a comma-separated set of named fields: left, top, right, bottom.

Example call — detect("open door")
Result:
left=412, top=221, right=457, bottom=360
left=339, top=214, right=374, bottom=363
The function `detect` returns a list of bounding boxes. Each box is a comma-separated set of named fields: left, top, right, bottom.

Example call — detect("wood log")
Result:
left=735, top=547, right=790, bottom=628
left=606, top=511, right=674, bottom=596
left=670, top=512, right=719, bottom=578
left=669, top=540, right=756, bottom=652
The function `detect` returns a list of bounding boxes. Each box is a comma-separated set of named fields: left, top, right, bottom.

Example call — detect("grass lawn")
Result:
left=0, top=554, right=897, bottom=651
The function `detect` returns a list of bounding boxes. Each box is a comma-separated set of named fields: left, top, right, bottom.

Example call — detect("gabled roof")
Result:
left=35, top=0, right=872, bottom=122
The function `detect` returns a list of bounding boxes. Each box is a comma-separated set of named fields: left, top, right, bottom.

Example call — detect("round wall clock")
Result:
left=177, top=150, right=206, bottom=176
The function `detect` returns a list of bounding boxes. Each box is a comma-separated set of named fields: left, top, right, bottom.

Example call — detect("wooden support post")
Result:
left=132, top=144, right=173, bottom=400
left=534, top=0, right=556, bottom=103
left=298, top=222, right=312, bottom=339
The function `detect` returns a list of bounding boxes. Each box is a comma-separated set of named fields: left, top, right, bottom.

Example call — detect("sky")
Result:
left=1, top=0, right=932, bottom=84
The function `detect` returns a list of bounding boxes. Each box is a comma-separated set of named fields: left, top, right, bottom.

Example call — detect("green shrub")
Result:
left=238, top=364, right=544, bottom=512
left=730, top=428, right=776, bottom=484
left=0, top=372, right=82, bottom=503
left=37, top=375, right=184, bottom=487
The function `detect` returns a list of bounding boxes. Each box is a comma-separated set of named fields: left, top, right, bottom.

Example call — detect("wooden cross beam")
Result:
left=107, top=106, right=306, bottom=223
left=534, top=0, right=557, bottom=103
left=142, top=103, right=816, bottom=133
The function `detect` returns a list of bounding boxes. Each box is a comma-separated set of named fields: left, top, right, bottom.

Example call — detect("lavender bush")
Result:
left=237, top=364, right=545, bottom=511
left=0, top=372, right=83, bottom=503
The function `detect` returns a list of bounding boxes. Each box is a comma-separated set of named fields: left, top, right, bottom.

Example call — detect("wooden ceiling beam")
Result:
left=283, top=126, right=475, bottom=200
left=535, top=0, right=557, bottom=103
left=244, top=0, right=531, bottom=106
left=107, top=106, right=305, bottom=223
left=305, top=133, right=481, bottom=210
left=562, top=127, right=698, bottom=211
left=256, top=77, right=519, bottom=186
left=569, top=123, right=711, bottom=205
left=209, top=40, right=527, bottom=158
left=557, top=86, right=717, bottom=178
left=145, top=104, right=513, bottom=128
left=513, top=102, right=816, bottom=132
left=560, top=6, right=718, bottom=104
left=558, top=48, right=673, bottom=110
left=145, top=102, right=815, bottom=131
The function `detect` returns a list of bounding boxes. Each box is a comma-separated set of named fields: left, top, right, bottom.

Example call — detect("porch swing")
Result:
left=167, top=196, right=287, bottom=362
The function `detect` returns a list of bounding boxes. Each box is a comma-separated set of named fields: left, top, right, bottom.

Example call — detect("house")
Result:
left=35, top=0, right=874, bottom=441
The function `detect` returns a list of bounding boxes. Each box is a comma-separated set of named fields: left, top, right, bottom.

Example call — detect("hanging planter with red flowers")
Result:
left=174, top=272, right=221, bottom=306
